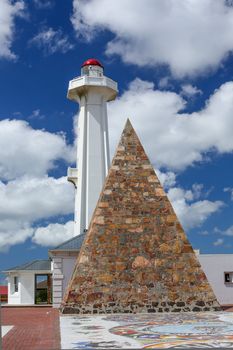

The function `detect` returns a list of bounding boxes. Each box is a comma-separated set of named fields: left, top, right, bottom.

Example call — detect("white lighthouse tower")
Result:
left=67, top=58, right=118, bottom=236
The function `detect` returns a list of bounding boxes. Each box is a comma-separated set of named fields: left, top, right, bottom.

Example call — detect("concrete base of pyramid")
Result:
left=61, top=301, right=221, bottom=315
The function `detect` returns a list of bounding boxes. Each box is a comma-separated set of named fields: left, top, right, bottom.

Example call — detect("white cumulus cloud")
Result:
left=154, top=170, right=221, bottom=230
left=0, top=176, right=74, bottom=221
left=0, top=176, right=74, bottom=251
left=181, top=84, right=202, bottom=98
left=32, top=221, right=74, bottom=247
left=72, top=0, right=233, bottom=77
left=213, top=238, right=224, bottom=246
left=0, top=0, right=25, bottom=59
left=224, top=187, right=233, bottom=200
left=108, top=78, right=233, bottom=170
left=215, top=225, right=233, bottom=236
left=167, top=186, right=223, bottom=230
left=29, top=27, right=74, bottom=55
left=0, top=221, right=33, bottom=252
left=0, top=119, right=74, bottom=180
left=0, top=117, right=76, bottom=251
left=156, top=170, right=176, bottom=189
left=33, top=0, right=54, bottom=9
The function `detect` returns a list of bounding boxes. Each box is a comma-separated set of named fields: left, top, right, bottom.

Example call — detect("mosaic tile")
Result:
left=60, top=312, right=233, bottom=349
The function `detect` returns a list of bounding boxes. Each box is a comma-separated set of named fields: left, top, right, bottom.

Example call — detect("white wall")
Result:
left=20, top=273, right=35, bottom=304
left=52, top=257, right=63, bottom=308
left=7, top=270, right=52, bottom=305
left=7, top=275, right=20, bottom=305
left=198, top=254, right=233, bottom=305
left=52, top=255, right=77, bottom=308
left=62, top=257, right=77, bottom=294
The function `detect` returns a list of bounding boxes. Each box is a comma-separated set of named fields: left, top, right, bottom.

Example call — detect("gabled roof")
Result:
left=4, top=259, right=51, bottom=272
left=49, top=233, right=85, bottom=251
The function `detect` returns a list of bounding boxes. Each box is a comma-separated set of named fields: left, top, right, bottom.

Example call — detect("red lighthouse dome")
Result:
left=81, top=58, right=103, bottom=68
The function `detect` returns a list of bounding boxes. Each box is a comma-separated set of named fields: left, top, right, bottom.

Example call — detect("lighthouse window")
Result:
left=224, top=272, right=233, bottom=283
left=82, top=66, right=89, bottom=76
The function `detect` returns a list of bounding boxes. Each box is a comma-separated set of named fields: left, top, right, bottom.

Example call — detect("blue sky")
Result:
left=1, top=0, right=233, bottom=280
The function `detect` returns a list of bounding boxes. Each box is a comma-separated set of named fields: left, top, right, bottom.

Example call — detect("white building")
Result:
left=198, top=254, right=233, bottom=306
left=5, top=260, right=52, bottom=305
left=48, top=234, right=85, bottom=308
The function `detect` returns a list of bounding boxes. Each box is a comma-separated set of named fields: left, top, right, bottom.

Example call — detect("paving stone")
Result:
left=2, top=307, right=60, bottom=349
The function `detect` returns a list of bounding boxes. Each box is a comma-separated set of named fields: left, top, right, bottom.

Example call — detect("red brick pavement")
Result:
left=2, top=307, right=60, bottom=350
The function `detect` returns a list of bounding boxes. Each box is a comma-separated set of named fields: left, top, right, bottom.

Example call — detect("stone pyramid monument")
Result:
left=62, top=119, right=220, bottom=314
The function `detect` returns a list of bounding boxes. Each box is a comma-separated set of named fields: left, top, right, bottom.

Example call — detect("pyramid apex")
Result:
left=121, top=118, right=141, bottom=144
left=124, top=118, right=134, bottom=130
left=126, top=117, right=132, bottom=125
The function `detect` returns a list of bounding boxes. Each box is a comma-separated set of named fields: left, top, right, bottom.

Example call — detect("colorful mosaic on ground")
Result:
left=60, top=312, right=233, bottom=349
left=62, top=119, right=220, bottom=314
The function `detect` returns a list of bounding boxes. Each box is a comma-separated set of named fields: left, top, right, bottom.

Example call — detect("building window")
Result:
left=224, top=272, right=233, bottom=284
left=14, top=276, right=19, bottom=292
left=35, top=274, right=52, bottom=304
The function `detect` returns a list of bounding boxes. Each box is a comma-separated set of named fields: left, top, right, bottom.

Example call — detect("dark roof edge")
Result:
left=49, top=233, right=85, bottom=250
left=3, top=259, right=50, bottom=272
left=49, top=249, right=80, bottom=252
